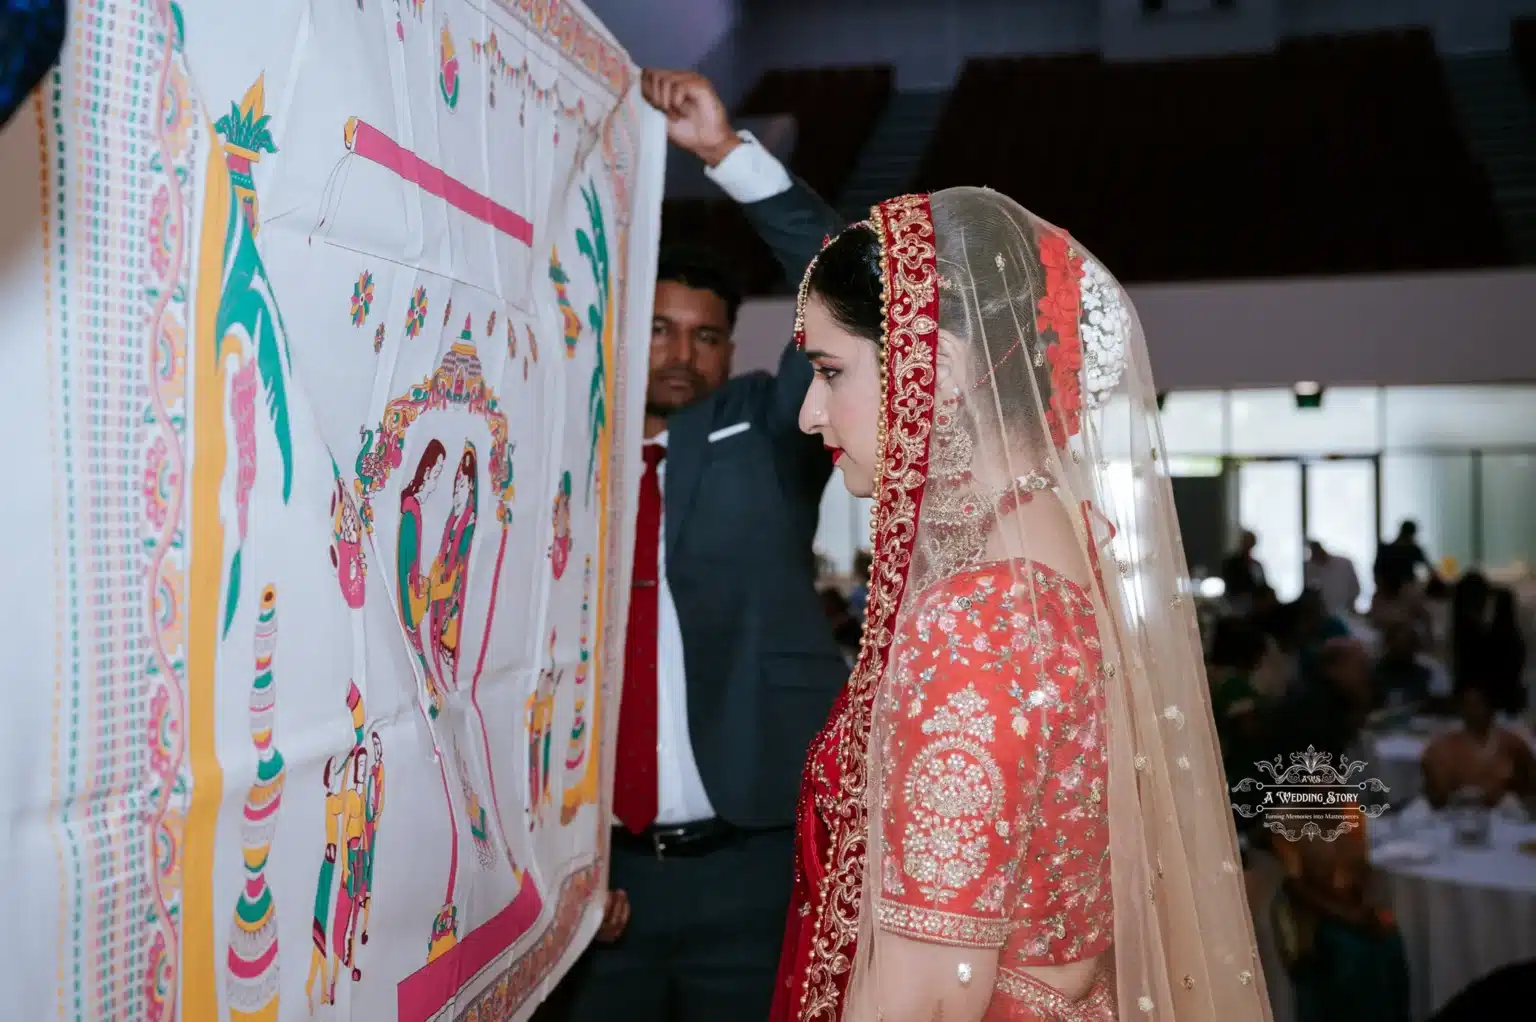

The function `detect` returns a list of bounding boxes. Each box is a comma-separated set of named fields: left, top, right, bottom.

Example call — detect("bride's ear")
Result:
left=934, top=330, right=971, bottom=399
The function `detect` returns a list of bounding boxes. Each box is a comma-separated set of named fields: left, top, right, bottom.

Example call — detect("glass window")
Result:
left=1167, top=456, right=1223, bottom=477
left=1382, top=386, right=1536, bottom=449
left=1479, top=453, right=1536, bottom=572
left=1305, top=461, right=1377, bottom=611
left=1090, top=392, right=1153, bottom=461
left=1228, top=387, right=1381, bottom=456
left=1158, top=392, right=1227, bottom=455
left=1237, top=461, right=1303, bottom=600
left=1380, top=454, right=1475, bottom=575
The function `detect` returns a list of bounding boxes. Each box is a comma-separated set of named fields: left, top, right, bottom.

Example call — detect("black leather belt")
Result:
left=611, top=818, right=774, bottom=860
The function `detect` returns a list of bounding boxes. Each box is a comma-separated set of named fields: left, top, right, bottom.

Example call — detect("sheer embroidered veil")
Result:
left=791, top=191, right=1272, bottom=1021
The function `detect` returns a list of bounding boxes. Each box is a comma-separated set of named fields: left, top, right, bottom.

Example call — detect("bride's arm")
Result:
left=847, top=601, right=1039, bottom=1022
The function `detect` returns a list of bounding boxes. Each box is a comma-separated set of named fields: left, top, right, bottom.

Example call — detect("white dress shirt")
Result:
left=703, top=130, right=793, bottom=205
left=1305, top=555, right=1362, bottom=617
left=643, top=137, right=793, bottom=826
left=645, top=433, right=717, bottom=824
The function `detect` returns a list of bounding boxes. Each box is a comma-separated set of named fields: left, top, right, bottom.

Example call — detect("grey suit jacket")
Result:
left=661, top=178, right=846, bottom=828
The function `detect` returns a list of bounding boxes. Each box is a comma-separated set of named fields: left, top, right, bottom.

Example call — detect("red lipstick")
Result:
left=824, top=444, right=842, bottom=465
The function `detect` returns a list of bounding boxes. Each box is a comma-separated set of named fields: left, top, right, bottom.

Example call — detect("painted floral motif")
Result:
left=156, top=315, right=186, bottom=404
left=161, top=61, right=192, bottom=156
left=149, top=687, right=178, bottom=779
left=549, top=471, right=572, bottom=579
left=143, top=436, right=178, bottom=532
left=374, top=323, right=386, bottom=353
left=439, top=19, right=461, bottom=110
left=350, top=270, right=375, bottom=327
left=405, top=286, right=428, bottom=338
left=549, top=247, right=581, bottom=357
left=150, top=186, right=179, bottom=279
left=443, top=296, right=453, bottom=326
left=486, top=310, right=497, bottom=336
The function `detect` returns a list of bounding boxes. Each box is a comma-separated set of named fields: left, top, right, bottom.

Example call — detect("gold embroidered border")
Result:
left=995, top=964, right=1116, bottom=1022
left=874, top=900, right=1013, bottom=949
left=797, top=193, right=940, bottom=1020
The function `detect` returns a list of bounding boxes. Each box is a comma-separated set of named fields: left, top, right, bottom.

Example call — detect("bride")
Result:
left=769, top=190, right=1273, bottom=1022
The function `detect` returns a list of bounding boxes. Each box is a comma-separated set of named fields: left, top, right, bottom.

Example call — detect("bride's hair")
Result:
left=805, top=197, right=1065, bottom=455
left=805, top=224, right=883, bottom=343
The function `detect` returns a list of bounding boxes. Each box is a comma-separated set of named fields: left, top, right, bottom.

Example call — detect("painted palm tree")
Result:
left=574, top=181, right=609, bottom=507
left=211, top=77, right=295, bottom=637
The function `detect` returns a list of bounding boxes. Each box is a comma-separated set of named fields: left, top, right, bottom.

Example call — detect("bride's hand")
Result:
left=639, top=69, right=739, bottom=167
left=594, top=889, right=631, bottom=943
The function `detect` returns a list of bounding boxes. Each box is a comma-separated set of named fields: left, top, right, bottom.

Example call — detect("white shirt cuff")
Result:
left=704, top=130, right=793, bottom=205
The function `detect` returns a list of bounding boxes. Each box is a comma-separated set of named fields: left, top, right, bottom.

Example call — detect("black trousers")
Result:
left=535, top=828, right=793, bottom=1022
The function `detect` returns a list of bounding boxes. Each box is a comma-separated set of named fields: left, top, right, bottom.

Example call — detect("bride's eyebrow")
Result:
left=803, top=349, right=838, bottom=362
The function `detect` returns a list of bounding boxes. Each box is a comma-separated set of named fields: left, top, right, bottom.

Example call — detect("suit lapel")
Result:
left=663, top=398, right=713, bottom=567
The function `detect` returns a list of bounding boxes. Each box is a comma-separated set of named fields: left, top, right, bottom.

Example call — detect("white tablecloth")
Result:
left=1372, top=818, right=1536, bottom=1019
left=1372, top=733, right=1432, bottom=805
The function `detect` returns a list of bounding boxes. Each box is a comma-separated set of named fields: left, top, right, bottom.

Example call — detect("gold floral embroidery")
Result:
left=798, top=194, right=938, bottom=1021
left=896, top=684, right=1004, bottom=903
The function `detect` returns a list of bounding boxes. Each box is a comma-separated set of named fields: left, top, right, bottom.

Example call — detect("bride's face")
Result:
left=798, top=296, right=881, bottom=498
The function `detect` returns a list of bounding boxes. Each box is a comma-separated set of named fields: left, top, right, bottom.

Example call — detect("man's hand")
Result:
left=594, top=889, right=631, bottom=943
left=640, top=69, right=739, bottom=167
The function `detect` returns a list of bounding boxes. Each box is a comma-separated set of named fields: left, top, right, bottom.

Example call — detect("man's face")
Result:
left=647, top=280, right=733, bottom=417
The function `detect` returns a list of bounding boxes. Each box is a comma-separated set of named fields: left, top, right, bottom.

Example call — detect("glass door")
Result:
left=1237, top=460, right=1304, bottom=600
left=1304, top=457, right=1379, bottom=611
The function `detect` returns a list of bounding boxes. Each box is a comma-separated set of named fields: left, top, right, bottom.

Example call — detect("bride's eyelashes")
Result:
left=813, top=364, right=841, bottom=382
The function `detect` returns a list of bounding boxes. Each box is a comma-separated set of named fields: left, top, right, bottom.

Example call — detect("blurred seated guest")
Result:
left=1305, top=540, right=1361, bottom=618
left=1270, top=637, right=1375, bottom=764
left=1250, top=582, right=1287, bottom=640
left=1221, top=528, right=1267, bottom=610
left=1250, top=624, right=1296, bottom=702
left=1450, top=571, right=1493, bottom=690
left=1486, top=587, right=1528, bottom=715
left=1208, top=616, right=1272, bottom=783
left=847, top=549, right=871, bottom=623
left=1368, top=572, right=1429, bottom=643
left=1374, top=519, right=1436, bottom=593
left=1373, top=621, right=1450, bottom=709
left=818, top=588, right=861, bottom=664
left=1295, top=589, right=1352, bottom=685
left=1421, top=681, right=1536, bottom=809
left=1271, top=804, right=1411, bottom=1022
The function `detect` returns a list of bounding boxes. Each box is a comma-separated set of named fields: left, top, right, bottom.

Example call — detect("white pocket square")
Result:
left=707, top=421, right=751, bottom=443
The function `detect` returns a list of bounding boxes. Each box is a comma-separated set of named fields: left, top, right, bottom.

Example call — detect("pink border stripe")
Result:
left=395, top=877, right=545, bottom=1022
left=345, top=117, right=533, bottom=246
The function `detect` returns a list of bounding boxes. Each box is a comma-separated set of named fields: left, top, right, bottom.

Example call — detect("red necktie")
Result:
left=614, top=443, right=665, bottom=834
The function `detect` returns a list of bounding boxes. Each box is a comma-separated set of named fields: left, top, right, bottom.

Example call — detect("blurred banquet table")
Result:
left=1372, top=818, right=1536, bottom=1020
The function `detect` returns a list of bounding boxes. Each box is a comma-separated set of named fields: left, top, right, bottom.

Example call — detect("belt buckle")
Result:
left=650, top=828, right=672, bottom=860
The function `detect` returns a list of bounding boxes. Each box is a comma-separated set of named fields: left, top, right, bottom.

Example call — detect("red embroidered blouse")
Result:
left=771, top=561, right=1113, bottom=1020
